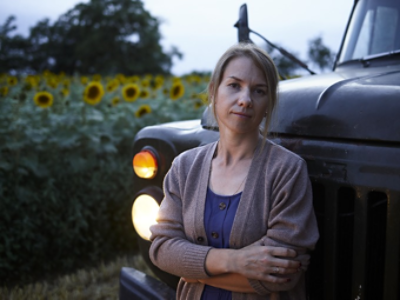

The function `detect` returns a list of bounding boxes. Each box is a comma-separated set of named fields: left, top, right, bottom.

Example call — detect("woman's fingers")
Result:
left=267, top=246, right=297, bottom=258
left=262, top=274, right=293, bottom=284
left=269, top=255, right=301, bottom=269
left=270, top=265, right=299, bottom=275
left=232, top=245, right=301, bottom=281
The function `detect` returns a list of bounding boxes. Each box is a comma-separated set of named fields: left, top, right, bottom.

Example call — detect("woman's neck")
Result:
left=215, top=131, right=259, bottom=166
left=209, top=132, right=259, bottom=195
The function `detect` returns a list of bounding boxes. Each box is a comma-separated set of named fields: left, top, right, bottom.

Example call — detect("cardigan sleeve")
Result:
left=149, top=155, right=212, bottom=279
left=248, top=158, right=319, bottom=295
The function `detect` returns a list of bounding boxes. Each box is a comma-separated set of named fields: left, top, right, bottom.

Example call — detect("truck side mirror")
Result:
left=234, top=4, right=250, bottom=43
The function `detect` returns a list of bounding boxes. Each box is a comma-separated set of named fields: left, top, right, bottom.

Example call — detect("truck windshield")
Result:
left=338, top=0, right=400, bottom=63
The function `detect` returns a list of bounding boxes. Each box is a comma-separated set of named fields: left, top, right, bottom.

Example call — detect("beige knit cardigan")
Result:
left=149, top=138, right=319, bottom=300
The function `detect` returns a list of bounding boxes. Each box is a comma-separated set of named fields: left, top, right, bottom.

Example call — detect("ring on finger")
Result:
left=273, top=266, right=279, bottom=274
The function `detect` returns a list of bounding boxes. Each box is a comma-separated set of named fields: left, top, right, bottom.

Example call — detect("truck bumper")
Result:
left=119, top=267, right=176, bottom=300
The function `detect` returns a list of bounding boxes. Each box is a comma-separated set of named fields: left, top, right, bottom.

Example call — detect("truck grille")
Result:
left=307, top=183, right=395, bottom=300
left=273, top=136, right=400, bottom=300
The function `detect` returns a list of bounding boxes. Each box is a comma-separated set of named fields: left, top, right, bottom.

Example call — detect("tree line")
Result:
left=0, top=0, right=334, bottom=76
left=0, top=0, right=182, bottom=75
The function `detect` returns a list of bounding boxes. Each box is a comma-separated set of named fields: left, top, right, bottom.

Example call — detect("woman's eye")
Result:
left=255, top=88, right=266, bottom=95
left=229, top=83, right=239, bottom=89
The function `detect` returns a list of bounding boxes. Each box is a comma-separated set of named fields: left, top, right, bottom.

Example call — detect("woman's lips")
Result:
left=233, top=112, right=251, bottom=118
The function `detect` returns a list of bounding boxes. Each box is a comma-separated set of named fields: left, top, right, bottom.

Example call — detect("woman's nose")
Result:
left=238, top=89, right=252, bottom=107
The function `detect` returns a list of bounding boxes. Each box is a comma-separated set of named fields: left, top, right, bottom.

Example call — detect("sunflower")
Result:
left=111, top=96, right=120, bottom=106
left=140, top=89, right=150, bottom=99
left=61, top=88, right=70, bottom=97
left=43, top=70, right=51, bottom=77
left=200, top=93, right=209, bottom=105
left=46, top=77, right=59, bottom=89
left=186, top=75, right=201, bottom=85
left=135, top=104, right=152, bottom=118
left=170, top=81, right=185, bottom=100
left=33, top=91, right=53, bottom=108
left=152, top=75, right=164, bottom=90
left=172, top=77, right=181, bottom=83
left=128, top=75, right=140, bottom=83
left=106, top=79, right=119, bottom=92
left=83, top=81, right=104, bottom=105
left=194, top=100, right=204, bottom=110
left=81, top=76, right=89, bottom=85
left=92, top=74, right=102, bottom=82
left=7, top=76, right=18, bottom=86
left=141, top=79, right=150, bottom=88
left=192, top=75, right=202, bottom=85
left=0, top=86, right=8, bottom=97
left=122, top=83, right=140, bottom=102
left=62, top=79, right=70, bottom=88
left=25, top=75, right=39, bottom=88
left=116, top=74, right=126, bottom=84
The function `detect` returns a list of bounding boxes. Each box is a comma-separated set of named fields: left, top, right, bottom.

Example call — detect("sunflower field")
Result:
left=0, top=71, right=209, bottom=286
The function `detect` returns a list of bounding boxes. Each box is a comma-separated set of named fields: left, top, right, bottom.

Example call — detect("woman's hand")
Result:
left=231, top=245, right=301, bottom=283
left=205, top=244, right=301, bottom=284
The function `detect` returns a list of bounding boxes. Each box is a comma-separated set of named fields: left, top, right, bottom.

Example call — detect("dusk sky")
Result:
left=0, top=0, right=354, bottom=75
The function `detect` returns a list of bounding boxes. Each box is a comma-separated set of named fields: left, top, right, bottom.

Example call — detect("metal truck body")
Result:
left=121, top=1, right=400, bottom=299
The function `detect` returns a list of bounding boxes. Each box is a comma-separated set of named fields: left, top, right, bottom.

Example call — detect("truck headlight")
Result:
left=131, top=194, right=160, bottom=240
left=132, top=147, right=158, bottom=179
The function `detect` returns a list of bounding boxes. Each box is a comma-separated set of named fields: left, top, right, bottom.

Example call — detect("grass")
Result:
left=0, top=254, right=155, bottom=300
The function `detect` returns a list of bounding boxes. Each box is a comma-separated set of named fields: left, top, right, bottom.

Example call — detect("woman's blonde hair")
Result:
left=207, top=42, right=279, bottom=140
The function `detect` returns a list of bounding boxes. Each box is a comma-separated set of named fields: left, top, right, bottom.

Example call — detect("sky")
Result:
left=0, top=0, right=354, bottom=75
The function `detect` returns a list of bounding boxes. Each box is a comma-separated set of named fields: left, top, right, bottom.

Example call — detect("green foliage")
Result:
left=0, top=16, right=32, bottom=73
left=265, top=44, right=302, bottom=77
left=263, top=35, right=335, bottom=77
left=0, top=0, right=181, bottom=75
left=0, top=72, right=208, bottom=286
left=308, top=35, right=336, bottom=72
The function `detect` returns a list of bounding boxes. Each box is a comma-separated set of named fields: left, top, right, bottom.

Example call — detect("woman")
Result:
left=149, top=43, right=319, bottom=300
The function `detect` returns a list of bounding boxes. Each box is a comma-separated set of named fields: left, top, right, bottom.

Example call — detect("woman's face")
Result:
left=214, top=56, right=268, bottom=135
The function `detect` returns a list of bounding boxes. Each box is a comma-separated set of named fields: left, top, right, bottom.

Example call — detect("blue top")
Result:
left=200, top=187, right=241, bottom=300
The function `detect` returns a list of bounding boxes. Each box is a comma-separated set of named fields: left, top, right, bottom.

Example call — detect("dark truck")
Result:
left=120, top=0, right=400, bottom=299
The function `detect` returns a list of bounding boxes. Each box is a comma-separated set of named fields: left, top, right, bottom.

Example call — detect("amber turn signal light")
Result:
left=133, top=149, right=158, bottom=179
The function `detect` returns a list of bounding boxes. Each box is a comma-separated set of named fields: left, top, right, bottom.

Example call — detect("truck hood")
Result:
left=270, top=65, right=400, bottom=143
